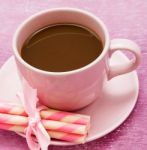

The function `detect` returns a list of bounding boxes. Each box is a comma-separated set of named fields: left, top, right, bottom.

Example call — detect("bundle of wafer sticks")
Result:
left=0, top=104, right=90, bottom=143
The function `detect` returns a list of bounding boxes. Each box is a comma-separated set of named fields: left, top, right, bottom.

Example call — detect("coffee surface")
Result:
left=21, top=24, right=103, bottom=72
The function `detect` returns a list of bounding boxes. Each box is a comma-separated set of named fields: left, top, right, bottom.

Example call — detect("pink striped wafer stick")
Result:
left=0, top=123, right=86, bottom=143
left=47, top=130, right=86, bottom=143
left=0, top=104, right=27, bottom=116
left=0, top=123, right=25, bottom=133
left=41, top=108, right=90, bottom=125
left=0, top=103, right=90, bottom=125
left=0, top=113, right=88, bottom=134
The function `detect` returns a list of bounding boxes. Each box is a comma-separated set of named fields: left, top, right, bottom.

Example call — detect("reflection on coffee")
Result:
left=21, top=24, right=103, bottom=72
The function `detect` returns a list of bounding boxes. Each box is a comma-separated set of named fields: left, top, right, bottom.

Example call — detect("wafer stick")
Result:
left=0, top=123, right=86, bottom=143
left=0, top=113, right=88, bottom=134
left=0, top=104, right=90, bottom=125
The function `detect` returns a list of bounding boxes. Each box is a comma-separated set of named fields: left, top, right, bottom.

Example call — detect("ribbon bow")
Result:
left=18, top=80, right=50, bottom=150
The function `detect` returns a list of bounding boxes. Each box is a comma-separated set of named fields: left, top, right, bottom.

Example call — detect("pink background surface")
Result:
left=0, top=0, right=147, bottom=150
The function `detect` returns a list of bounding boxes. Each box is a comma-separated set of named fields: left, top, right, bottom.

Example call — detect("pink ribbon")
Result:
left=18, top=80, right=50, bottom=150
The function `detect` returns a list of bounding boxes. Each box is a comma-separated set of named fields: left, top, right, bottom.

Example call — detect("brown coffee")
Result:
left=21, top=24, right=103, bottom=72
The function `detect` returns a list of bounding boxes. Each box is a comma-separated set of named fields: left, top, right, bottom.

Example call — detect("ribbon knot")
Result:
left=28, top=112, right=40, bottom=127
left=18, top=80, right=50, bottom=150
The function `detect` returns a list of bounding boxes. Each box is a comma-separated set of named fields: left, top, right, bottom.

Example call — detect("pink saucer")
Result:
left=0, top=51, right=139, bottom=146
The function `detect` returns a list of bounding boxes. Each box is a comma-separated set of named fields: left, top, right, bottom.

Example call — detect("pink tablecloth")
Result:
left=0, top=0, right=147, bottom=150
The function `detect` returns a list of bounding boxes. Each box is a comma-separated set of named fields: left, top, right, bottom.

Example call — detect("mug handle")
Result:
left=108, top=39, right=141, bottom=79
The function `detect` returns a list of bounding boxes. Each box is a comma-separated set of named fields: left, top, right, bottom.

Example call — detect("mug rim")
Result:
left=13, top=7, right=110, bottom=76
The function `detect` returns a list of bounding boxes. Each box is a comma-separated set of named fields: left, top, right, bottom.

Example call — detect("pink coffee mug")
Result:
left=13, top=8, right=141, bottom=111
